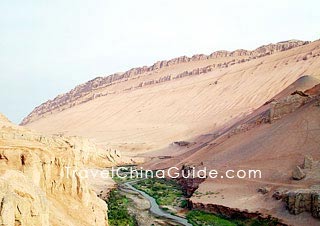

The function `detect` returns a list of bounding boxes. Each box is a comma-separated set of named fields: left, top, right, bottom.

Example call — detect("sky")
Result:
left=0, top=0, right=319, bottom=124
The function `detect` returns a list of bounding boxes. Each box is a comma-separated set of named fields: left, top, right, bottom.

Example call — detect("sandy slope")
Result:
left=21, top=40, right=320, bottom=225
left=187, top=95, right=320, bottom=226
left=25, top=40, right=320, bottom=156
left=142, top=79, right=320, bottom=225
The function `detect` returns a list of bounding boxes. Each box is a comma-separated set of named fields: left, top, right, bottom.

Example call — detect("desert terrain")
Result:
left=15, top=39, right=320, bottom=225
left=23, top=40, right=320, bottom=154
left=0, top=113, right=121, bottom=225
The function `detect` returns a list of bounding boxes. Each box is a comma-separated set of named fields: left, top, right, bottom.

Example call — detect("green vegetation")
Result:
left=112, top=174, right=140, bottom=183
left=193, top=190, right=221, bottom=198
left=180, top=199, right=188, bottom=208
left=187, top=210, right=237, bottom=226
left=186, top=210, right=280, bottom=226
left=107, top=190, right=137, bottom=226
left=110, top=168, right=279, bottom=226
left=133, top=178, right=186, bottom=209
left=111, top=166, right=151, bottom=183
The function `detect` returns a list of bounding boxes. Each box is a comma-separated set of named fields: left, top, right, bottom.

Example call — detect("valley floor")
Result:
left=103, top=167, right=283, bottom=226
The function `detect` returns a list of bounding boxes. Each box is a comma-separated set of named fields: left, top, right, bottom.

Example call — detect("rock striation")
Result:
left=285, top=189, right=320, bottom=218
left=0, top=113, right=119, bottom=226
left=269, top=92, right=310, bottom=123
left=21, top=40, right=310, bottom=126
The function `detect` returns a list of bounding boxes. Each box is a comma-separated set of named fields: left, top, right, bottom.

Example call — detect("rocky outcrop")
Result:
left=126, top=64, right=217, bottom=92
left=0, top=114, right=116, bottom=226
left=176, top=165, right=206, bottom=197
left=172, top=65, right=215, bottom=80
left=269, top=92, right=310, bottom=122
left=21, top=40, right=310, bottom=126
left=279, top=156, right=320, bottom=219
left=291, top=155, right=318, bottom=181
left=292, top=166, right=306, bottom=180
left=177, top=177, right=206, bottom=198
left=257, top=186, right=271, bottom=195
left=285, top=189, right=320, bottom=218
left=304, top=155, right=314, bottom=169
left=226, top=86, right=319, bottom=140
left=272, top=188, right=289, bottom=200
left=173, top=141, right=190, bottom=147
left=0, top=171, right=49, bottom=226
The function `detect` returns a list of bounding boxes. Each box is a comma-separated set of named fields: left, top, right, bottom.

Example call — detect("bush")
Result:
left=180, top=200, right=188, bottom=208
left=133, top=178, right=184, bottom=207
left=187, top=210, right=236, bottom=226
left=107, top=190, right=137, bottom=226
left=187, top=210, right=280, bottom=226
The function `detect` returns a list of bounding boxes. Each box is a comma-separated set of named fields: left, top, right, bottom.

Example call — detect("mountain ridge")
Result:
left=21, top=39, right=310, bottom=125
left=22, top=39, right=320, bottom=154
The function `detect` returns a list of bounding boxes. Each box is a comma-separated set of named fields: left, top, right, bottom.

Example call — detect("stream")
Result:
left=120, top=181, right=192, bottom=226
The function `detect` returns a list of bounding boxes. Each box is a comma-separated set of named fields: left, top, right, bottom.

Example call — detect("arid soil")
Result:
left=142, top=79, right=320, bottom=226
left=20, top=39, right=320, bottom=225
left=23, top=40, right=320, bottom=156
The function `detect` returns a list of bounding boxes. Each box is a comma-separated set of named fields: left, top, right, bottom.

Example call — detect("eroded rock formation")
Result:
left=292, top=166, right=306, bottom=180
left=269, top=93, right=310, bottom=122
left=285, top=189, right=320, bottom=218
left=0, top=113, right=119, bottom=226
left=21, top=40, right=310, bottom=126
left=176, top=165, right=206, bottom=197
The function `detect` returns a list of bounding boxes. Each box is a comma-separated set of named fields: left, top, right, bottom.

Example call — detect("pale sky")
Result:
left=0, top=0, right=319, bottom=124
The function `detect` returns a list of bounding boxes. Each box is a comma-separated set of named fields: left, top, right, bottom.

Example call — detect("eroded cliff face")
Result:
left=0, top=113, right=117, bottom=226
left=0, top=171, right=49, bottom=226
left=285, top=188, right=320, bottom=218
left=20, top=40, right=310, bottom=126
left=176, top=165, right=206, bottom=197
